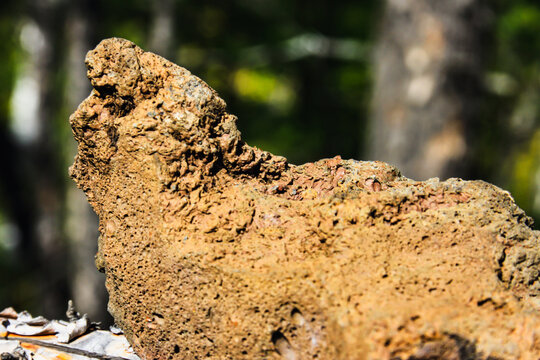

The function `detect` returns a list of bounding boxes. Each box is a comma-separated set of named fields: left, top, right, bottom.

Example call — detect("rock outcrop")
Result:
left=70, top=38, right=540, bottom=359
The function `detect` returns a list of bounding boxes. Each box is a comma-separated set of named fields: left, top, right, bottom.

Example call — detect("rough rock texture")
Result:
left=70, top=38, right=540, bottom=360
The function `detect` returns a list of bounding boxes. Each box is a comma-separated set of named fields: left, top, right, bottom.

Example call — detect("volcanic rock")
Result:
left=70, top=38, right=540, bottom=359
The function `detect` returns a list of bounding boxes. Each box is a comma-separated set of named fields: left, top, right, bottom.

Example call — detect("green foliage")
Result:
left=510, top=128, right=540, bottom=223
left=488, top=0, right=540, bottom=227
left=0, top=11, right=19, bottom=125
left=499, top=4, right=540, bottom=64
left=232, top=68, right=296, bottom=111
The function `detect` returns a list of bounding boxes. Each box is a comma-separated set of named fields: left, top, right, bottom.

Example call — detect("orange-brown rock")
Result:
left=70, top=38, right=540, bottom=359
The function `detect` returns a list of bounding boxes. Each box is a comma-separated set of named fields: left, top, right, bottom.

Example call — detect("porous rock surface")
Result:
left=70, top=38, right=540, bottom=359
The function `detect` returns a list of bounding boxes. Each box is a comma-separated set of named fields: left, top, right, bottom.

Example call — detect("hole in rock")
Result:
left=271, top=331, right=297, bottom=360
left=291, top=307, right=305, bottom=326
left=477, top=298, right=492, bottom=307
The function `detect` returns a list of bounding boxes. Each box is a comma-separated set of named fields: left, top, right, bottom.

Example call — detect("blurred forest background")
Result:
left=0, top=0, right=539, bottom=325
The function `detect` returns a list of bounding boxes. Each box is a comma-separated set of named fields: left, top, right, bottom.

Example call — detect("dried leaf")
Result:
left=4, top=319, right=57, bottom=336
left=0, top=308, right=18, bottom=319
left=51, top=316, right=89, bottom=343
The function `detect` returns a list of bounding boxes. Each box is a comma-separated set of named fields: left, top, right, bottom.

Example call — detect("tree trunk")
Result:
left=369, top=0, right=491, bottom=180
left=10, top=0, right=69, bottom=317
left=148, top=0, right=175, bottom=60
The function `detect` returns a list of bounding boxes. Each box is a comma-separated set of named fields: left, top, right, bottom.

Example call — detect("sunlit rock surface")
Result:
left=70, top=38, right=540, bottom=359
